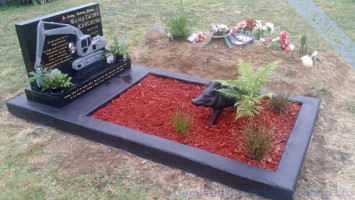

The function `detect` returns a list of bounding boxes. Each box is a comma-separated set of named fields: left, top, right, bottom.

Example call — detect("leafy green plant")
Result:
left=105, top=36, right=130, bottom=59
left=270, top=92, right=290, bottom=114
left=299, top=35, right=314, bottom=56
left=164, top=1, right=194, bottom=40
left=218, top=60, right=278, bottom=119
left=28, top=67, right=73, bottom=91
left=299, top=35, right=308, bottom=56
left=241, top=122, right=274, bottom=161
left=266, top=37, right=282, bottom=50
left=171, top=108, right=190, bottom=136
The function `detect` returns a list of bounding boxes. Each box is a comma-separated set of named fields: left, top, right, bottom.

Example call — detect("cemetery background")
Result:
left=0, top=0, right=354, bottom=199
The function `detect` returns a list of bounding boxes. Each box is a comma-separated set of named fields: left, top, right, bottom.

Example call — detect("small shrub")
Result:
left=241, top=122, right=274, bottom=161
left=270, top=92, right=290, bottom=114
left=299, top=35, right=313, bottom=56
left=171, top=108, right=190, bottom=136
left=164, top=1, right=194, bottom=40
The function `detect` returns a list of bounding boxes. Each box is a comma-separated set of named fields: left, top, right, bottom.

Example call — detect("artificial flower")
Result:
left=50, top=69, right=61, bottom=76
left=265, top=22, right=274, bottom=33
left=312, top=51, right=318, bottom=57
left=253, top=20, right=274, bottom=40
left=290, top=44, right=295, bottom=51
left=246, top=19, right=257, bottom=30
left=301, top=55, right=313, bottom=67
left=211, top=24, right=229, bottom=33
left=236, top=21, right=247, bottom=30
left=255, top=20, right=263, bottom=30
left=264, top=38, right=270, bottom=46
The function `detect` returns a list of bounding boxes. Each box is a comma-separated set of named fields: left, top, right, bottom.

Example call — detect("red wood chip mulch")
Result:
left=91, top=74, right=301, bottom=171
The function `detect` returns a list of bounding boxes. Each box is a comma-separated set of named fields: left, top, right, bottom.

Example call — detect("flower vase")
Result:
left=49, top=88, right=64, bottom=96
left=114, top=55, right=124, bottom=63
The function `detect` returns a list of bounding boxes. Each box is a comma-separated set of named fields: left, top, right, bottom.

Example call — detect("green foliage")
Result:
left=270, top=92, right=290, bottom=114
left=241, top=122, right=274, bottom=161
left=346, top=100, right=355, bottom=114
left=171, top=108, right=190, bottom=136
left=28, top=67, right=73, bottom=91
left=267, top=37, right=282, bottom=50
left=218, top=60, right=278, bottom=119
left=299, top=35, right=309, bottom=56
left=106, top=36, right=130, bottom=58
left=164, top=2, right=194, bottom=40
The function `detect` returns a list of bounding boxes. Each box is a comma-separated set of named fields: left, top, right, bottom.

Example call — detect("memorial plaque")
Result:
left=15, top=3, right=131, bottom=107
left=16, top=3, right=105, bottom=84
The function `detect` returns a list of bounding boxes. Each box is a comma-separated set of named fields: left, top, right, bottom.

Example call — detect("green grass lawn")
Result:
left=0, top=0, right=354, bottom=93
left=0, top=0, right=354, bottom=199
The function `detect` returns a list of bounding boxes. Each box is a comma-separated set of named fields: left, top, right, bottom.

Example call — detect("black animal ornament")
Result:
left=191, top=81, right=239, bottom=126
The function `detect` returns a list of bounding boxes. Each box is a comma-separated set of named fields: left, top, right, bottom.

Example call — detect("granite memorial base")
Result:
left=7, top=65, right=320, bottom=200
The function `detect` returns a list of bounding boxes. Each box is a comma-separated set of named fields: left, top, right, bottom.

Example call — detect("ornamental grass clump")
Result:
left=270, top=92, right=290, bottom=114
left=241, top=122, right=274, bottom=161
left=171, top=108, right=190, bottom=136
left=218, top=60, right=278, bottom=119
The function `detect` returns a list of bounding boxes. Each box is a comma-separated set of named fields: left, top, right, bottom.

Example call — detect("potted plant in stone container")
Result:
left=105, top=36, right=130, bottom=63
left=28, top=67, right=74, bottom=95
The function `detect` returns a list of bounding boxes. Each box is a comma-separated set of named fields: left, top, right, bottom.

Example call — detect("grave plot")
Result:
left=7, top=3, right=320, bottom=200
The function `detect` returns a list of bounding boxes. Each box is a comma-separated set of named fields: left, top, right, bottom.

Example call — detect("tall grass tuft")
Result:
left=241, top=122, right=274, bottom=161
left=270, top=92, right=290, bottom=114
left=171, top=108, right=190, bottom=136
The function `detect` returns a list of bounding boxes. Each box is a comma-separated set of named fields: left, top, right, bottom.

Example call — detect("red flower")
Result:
left=264, top=38, right=270, bottom=46
left=232, top=27, right=238, bottom=33
left=246, top=19, right=257, bottom=30
left=280, top=30, right=289, bottom=38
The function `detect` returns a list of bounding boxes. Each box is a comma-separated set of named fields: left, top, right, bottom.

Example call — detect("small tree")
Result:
left=164, top=0, right=194, bottom=40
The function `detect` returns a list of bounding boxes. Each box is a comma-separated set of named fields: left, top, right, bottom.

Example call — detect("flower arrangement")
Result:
left=28, top=67, right=73, bottom=92
left=265, top=31, right=294, bottom=52
left=253, top=20, right=274, bottom=40
left=233, top=19, right=256, bottom=34
left=187, top=32, right=204, bottom=44
left=210, top=24, right=229, bottom=34
left=279, top=31, right=293, bottom=52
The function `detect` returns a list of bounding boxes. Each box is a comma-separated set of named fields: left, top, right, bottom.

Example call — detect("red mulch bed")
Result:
left=91, top=74, right=301, bottom=171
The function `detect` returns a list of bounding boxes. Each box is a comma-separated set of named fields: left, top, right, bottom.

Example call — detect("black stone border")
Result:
left=7, top=65, right=320, bottom=200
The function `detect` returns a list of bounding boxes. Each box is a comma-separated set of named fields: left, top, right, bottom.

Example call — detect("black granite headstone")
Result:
left=15, top=3, right=131, bottom=107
